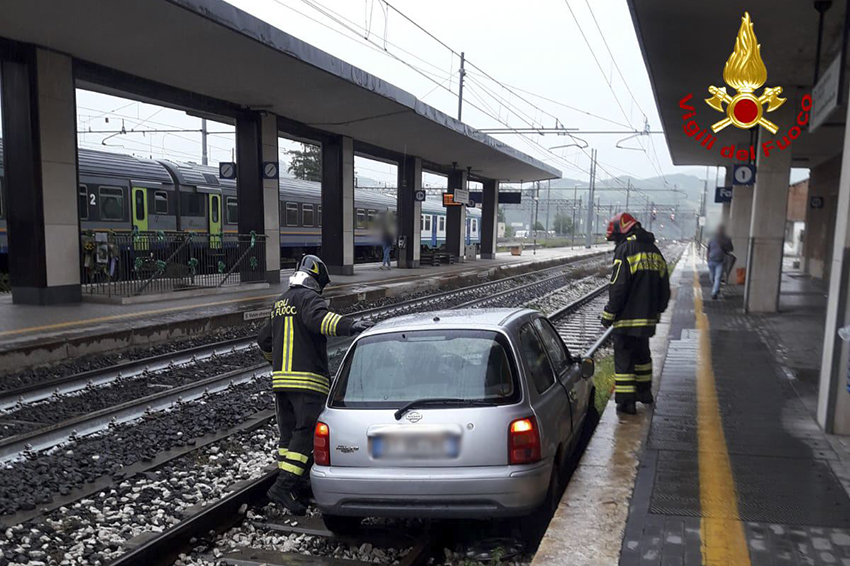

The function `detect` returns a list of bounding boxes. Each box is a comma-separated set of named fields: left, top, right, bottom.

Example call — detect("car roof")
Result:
left=368, top=308, right=536, bottom=332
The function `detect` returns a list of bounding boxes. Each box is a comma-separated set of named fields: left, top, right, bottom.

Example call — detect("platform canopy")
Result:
left=0, top=0, right=560, bottom=183
left=628, top=0, right=848, bottom=169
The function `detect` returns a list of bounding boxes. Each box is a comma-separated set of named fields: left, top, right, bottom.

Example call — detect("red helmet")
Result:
left=606, top=212, right=639, bottom=241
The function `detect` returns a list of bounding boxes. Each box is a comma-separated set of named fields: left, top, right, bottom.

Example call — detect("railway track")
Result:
left=0, top=244, right=684, bottom=565
left=98, top=281, right=618, bottom=566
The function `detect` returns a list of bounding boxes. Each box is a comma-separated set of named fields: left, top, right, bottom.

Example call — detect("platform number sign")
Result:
left=262, top=162, right=279, bottom=180
left=414, top=189, right=426, bottom=202
left=732, top=164, right=756, bottom=186
left=219, top=162, right=237, bottom=180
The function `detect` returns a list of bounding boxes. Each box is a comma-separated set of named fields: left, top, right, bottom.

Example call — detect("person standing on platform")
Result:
left=258, top=254, right=373, bottom=515
left=380, top=211, right=393, bottom=270
left=706, top=225, right=733, bottom=299
left=601, top=213, right=671, bottom=415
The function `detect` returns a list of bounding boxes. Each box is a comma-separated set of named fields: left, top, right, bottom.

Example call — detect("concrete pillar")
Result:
left=445, top=169, right=468, bottom=261
left=744, top=140, right=792, bottom=313
left=720, top=169, right=732, bottom=227
left=728, top=184, right=754, bottom=283
left=235, top=112, right=269, bottom=285
left=804, top=154, right=840, bottom=280
left=260, top=115, right=280, bottom=283
left=1, top=47, right=81, bottom=304
left=396, top=156, right=421, bottom=269
left=817, top=98, right=850, bottom=435
left=321, top=136, right=354, bottom=275
left=480, top=179, right=499, bottom=259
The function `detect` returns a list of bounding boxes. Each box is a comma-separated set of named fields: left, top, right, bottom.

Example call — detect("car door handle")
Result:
left=568, top=390, right=577, bottom=402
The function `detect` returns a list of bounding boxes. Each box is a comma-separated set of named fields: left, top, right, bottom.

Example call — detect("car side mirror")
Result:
left=580, top=357, right=595, bottom=379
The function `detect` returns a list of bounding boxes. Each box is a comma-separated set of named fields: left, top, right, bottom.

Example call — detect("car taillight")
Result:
left=508, top=417, right=541, bottom=465
left=314, top=422, right=330, bottom=466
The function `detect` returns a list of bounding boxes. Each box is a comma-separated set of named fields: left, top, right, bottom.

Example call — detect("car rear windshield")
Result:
left=330, top=329, right=520, bottom=408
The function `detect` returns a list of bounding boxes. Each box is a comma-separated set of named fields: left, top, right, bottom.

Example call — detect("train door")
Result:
left=131, top=187, right=149, bottom=251
left=208, top=193, right=222, bottom=248
left=465, top=216, right=471, bottom=246
left=431, top=215, right=437, bottom=247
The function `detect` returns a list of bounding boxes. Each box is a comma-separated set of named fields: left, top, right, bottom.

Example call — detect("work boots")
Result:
left=267, top=475, right=307, bottom=516
left=636, top=390, right=654, bottom=405
left=616, top=400, right=637, bottom=415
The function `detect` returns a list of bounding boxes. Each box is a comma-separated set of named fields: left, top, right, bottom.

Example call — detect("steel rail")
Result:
left=0, top=362, right=268, bottom=462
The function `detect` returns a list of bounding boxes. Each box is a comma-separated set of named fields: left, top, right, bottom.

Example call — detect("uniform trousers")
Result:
left=613, top=334, right=652, bottom=403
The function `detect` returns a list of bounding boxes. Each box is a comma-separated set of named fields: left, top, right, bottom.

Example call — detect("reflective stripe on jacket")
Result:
left=602, top=227, right=671, bottom=337
left=257, top=282, right=354, bottom=395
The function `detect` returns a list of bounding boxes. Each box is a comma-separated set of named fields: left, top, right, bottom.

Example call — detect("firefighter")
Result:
left=258, top=254, right=373, bottom=514
left=601, top=213, right=670, bottom=415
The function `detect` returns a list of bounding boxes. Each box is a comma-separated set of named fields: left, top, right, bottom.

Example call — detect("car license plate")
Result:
left=372, top=433, right=459, bottom=460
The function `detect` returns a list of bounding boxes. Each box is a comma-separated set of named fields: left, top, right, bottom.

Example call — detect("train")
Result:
left=0, top=141, right=482, bottom=271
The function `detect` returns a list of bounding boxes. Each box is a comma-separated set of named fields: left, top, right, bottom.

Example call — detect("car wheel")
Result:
left=518, top=460, right=562, bottom=548
left=582, top=388, right=601, bottom=438
left=322, top=514, right=362, bottom=535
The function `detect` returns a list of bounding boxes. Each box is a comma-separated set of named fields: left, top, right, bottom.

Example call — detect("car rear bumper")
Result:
left=311, top=460, right=551, bottom=519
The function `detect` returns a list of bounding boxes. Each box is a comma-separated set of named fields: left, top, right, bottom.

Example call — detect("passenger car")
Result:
left=311, top=308, right=597, bottom=533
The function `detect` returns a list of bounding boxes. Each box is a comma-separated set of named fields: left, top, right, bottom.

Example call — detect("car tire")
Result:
left=322, top=514, right=362, bottom=535
left=518, top=460, right=562, bottom=548
left=582, top=388, right=601, bottom=437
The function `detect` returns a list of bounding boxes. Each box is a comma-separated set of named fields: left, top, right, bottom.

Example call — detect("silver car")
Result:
left=311, top=308, right=596, bottom=532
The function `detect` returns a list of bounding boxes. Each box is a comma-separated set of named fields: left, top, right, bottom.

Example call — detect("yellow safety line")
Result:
left=691, top=249, right=751, bottom=566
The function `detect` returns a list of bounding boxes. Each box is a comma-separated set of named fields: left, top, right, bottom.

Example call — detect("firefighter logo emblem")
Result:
left=705, top=12, right=785, bottom=134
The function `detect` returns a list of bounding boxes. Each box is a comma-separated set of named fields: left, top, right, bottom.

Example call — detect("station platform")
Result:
left=0, top=245, right=610, bottom=372
left=534, top=246, right=850, bottom=566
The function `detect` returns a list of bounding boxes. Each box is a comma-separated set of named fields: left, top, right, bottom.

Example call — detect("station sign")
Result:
left=468, top=191, right=522, bottom=205
left=732, top=164, right=756, bottom=185
left=714, top=186, right=733, bottom=203
left=414, top=189, right=426, bottom=202
left=243, top=308, right=270, bottom=321
left=219, top=162, right=237, bottom=179
left=811, top=53, right=842, bottom=132
left=453, top=188, right=470, bottom=205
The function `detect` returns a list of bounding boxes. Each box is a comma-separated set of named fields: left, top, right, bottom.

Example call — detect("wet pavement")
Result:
left=534, top=247, right=850, bottom=566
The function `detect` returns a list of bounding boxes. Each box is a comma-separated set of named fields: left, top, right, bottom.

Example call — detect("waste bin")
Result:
left=511, top=245, right=523, bottom=256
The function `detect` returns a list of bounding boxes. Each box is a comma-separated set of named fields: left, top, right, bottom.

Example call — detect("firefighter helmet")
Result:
left=298, top=254, right=331, bottom=290
left=606, top=212, right=639, bottom=241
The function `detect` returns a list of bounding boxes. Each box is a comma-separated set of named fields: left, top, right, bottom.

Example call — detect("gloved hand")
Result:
left=351, top=319, right=376, bottom=334
left=601, top=316, right=612, bottom=328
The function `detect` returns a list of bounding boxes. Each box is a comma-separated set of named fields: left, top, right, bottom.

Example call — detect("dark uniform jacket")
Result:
left=602, top=227, right=671, bottom=337
left=258, top=272, right=354, bottom=396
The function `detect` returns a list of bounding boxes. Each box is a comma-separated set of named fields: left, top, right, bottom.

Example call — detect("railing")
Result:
left=80, top=230, right=267, bottom=297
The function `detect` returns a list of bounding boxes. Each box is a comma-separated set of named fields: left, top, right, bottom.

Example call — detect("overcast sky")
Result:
left=36, top=1, right=807, bottom=191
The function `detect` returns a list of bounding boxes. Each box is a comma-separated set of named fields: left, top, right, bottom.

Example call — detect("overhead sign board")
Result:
left=442, top=193, right=463, bottom=207
left=453, top=188, right=470, bottom=205
left=732, top=164, right=756, bottom=185
left=811, top=53, right=842, bottom=132
left=468, top=191, right=522, bottom=205
left=219, top=162, right=237, bottom=179
left=714, top=186, right=733, bottom=203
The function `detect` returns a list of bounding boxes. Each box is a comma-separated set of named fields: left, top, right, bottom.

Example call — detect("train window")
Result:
left=438, top=215, right=445, bottom=233
left=181, top=193, right=205, bottom=217
left=226, top=197, right=238, bottom=224
left=286, top=202, right=299, bottom=226
left=424, top=215, right=432, bottom=232
left=154, top=190, right=168, bottom=215
left=78, top=185, right=88, bottom=220
left=302, top=204, right=314, bottom=227
left=356, top=209, right=366, bottom=229
left=98, top=186, right=125, bottom=221
left=472, top=219, right=477, bottom=234
left=211, top=195, right=220, bottom=223
left=367, top=210, right=376, bottom=227
left=317, top=205, right=322, bottom=227
left=134, top=191, right=145, bottom=221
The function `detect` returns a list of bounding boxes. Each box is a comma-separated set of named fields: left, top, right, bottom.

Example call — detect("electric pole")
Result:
left=201, top=118, right=208, bottom=165
left=571, top=187, right=578, bottom=247
left=533, top=181, right=540, bottom=255
left=457, top=52, right=466, bottom=121
left=626, top=179, right=631, bottom=210
left=585, top=148, right=597, bottom=248
left=545, top=179, right=551, bottom=237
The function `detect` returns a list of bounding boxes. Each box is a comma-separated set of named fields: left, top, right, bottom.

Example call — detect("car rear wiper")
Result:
left=394, top=398, right=497, bottom=420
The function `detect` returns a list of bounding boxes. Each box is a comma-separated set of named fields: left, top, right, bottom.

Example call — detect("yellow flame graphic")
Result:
left=722, top=12, right=767, bottom=93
